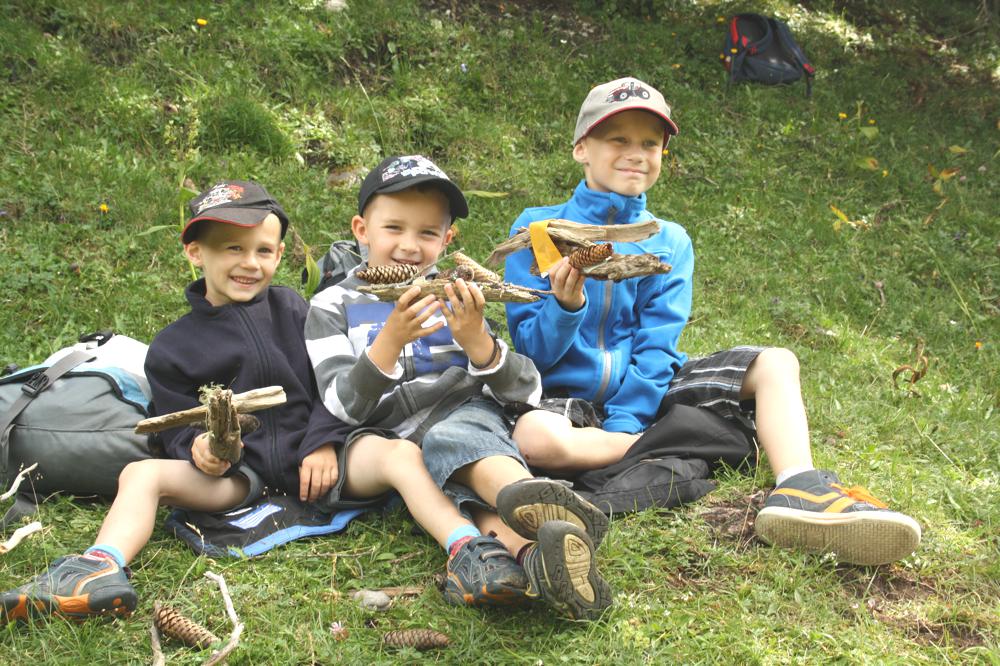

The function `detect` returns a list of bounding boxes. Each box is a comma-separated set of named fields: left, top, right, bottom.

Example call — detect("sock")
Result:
left=84, top=544, right=127, bottom=568
left=515, top=543, right=533, bottom=566
left=446, top=525, right=481, bottom=555
left=775, top=466, right=815, bottom=487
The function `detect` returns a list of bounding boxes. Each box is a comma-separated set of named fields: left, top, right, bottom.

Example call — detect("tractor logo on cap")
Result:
left=605, top=81, right=651, bottom=103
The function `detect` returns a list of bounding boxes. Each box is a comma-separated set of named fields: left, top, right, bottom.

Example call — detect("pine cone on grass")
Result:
left=383, top=628, right=450, bottom=650
left=153, top=602, right=219, bottom=650
left=568, top=243, right=613, bottom=269
left=356, top=264, right=420, bottom=284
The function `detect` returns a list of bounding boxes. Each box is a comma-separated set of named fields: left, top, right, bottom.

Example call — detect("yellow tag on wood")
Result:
left=528, top=220, right=563, bottom=275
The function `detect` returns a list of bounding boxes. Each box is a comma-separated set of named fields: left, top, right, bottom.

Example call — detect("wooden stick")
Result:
left=150, top=622, right=166, bottom=666
left=0, top=462, right=38, bottom=501
left=486, top=218, right=661, bottom=265
left=579, top=254, right=672, bottom=281
left=358, top=279, right=541, bottom=303
left=203, top=571, right=244, bottom=666
left=0, top=521, right=43, bottom=554
left=135, top=387, right=286, bottom=434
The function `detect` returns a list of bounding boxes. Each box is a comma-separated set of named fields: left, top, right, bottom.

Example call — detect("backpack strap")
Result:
left=771, top=18, right=815, bottom=97
left=726, top=14, right=773, bottom=90
left=0, top=349, right=96, bottom=476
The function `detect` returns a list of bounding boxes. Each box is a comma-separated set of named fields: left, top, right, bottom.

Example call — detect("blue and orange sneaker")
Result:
left=496, top=478, right=609, bottom=549
left=442, top=535, right=528, bottom=607
left=1, top=554, right=137, bottom=623
left=521, top=520, right=612, bottom=621
left=755, top=469, right=921, bottom=565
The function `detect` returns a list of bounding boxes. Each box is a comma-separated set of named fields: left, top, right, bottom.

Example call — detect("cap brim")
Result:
left=577, top=106, right=680, bottom=144
left=181, top=207, right=277, bottom=243
left=376, top=175, right=469, bottom=219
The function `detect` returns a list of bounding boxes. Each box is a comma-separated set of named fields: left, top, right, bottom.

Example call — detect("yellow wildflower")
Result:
left=671, top=63, right=682, bottom=69
left=838, top=112, right=848, bottom=120
left=868, top=119, right=876, bottom=125
left=196, top=18, right=208, bottom=26
left=882, top=170, right=888, bottom=177
left=975, top=341, right=983, bottom=350
left=717, top=16, right=726, bottom=23
left=662, top=148, right=669, bottom=156
left=99, top=203, right=109, bottom=214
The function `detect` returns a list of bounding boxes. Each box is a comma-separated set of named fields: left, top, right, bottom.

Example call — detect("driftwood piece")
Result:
left=0, top=521, right=43, bottom=554
left=1, top=462, right=38, bottom=502
left=358, top=279, right=542, bottom=303
left=205, top=388, right=242, bottom=463
left=485, top=218, right=661, bottom=265
left=203, top=571, right=244, bottom=666
left=135, top=387, right=286, bottom=434
left=579, top=254, right=672, bottom=281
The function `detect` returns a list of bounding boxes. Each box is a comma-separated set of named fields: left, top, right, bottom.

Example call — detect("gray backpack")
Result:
left=0, top=332, right=160, bottom=524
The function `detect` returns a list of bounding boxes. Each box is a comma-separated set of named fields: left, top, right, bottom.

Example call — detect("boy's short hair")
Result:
left=182, top=180, right=289, bottom=244
left=357, top=154, right=469, bottom=223
left=573, top=77, right=680, bottom=145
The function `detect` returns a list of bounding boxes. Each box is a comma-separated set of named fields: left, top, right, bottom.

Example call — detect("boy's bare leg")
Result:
left=95, top=459, right=250, bottom=563
left=342, top=435, right=474, bottom=548
left=467, top=507, right=530, bottom=554
left=512, top=410, right=639, bottom=473
left=739, top=347, right=814, bottom=477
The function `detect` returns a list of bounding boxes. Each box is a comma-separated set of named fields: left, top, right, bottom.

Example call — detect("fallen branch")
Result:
left=358, top=279, right=542, bottom=303
left=0, top=521, right=43, bottom=554
left=486, top=218, right=661, bottom=265
left=579, top=254, right=672, bottom=281
left=1, top=462, right=38, bottom=501
left=203, top=571, right=244, bottom=666
left=150, top=622, right=166, bottom=666
left=135, top=387, right=286, bottom=434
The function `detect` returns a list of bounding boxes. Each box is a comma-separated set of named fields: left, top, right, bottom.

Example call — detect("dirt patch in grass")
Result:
left=696, top=490, right=766, bottom=545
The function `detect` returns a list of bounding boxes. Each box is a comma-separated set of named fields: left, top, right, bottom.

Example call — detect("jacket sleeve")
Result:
left=601, top=232, right=694, bottom=433
left=504, top=212, right=588, bottom=371
left=305, top=291, right=399, bottom=426
left=143, top=339, right=202, bottom=465
left=470, top=337, right=542, bottom=406
left=297, top=397, right=353, bottom=465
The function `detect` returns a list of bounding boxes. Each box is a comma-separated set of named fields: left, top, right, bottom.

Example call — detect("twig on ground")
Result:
left=203, top=571, right=244, bottom=666
left=1, top=462, right=38, bottom=501
left=0, top=521, right=43, bottom=554
left=150, top=622, right=166, bottom=666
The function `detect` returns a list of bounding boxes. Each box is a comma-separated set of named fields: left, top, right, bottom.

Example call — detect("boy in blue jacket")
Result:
left=1, top=180, right=516, bottom=624
left=505, top=77, right=921, bottom=566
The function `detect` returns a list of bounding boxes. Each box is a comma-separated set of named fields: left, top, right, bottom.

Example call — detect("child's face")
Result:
left=352, top=188, right=454, bottom=269
left=573, top=110, right=666, bottom=197
left=184, top=214, right=285, bottom=307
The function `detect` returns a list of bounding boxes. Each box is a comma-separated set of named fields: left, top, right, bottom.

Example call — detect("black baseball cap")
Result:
left=357, top=155, right=469, bottom=222
left=182, top=180, right=289, bottom=244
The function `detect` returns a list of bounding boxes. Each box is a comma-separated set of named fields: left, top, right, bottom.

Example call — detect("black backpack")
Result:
left=722, top=13, right=815, bottom=96
left=303, top=239, right=364, bottom=296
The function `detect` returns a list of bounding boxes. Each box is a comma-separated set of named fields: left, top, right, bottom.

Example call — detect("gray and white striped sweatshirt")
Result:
left=305, top=266, right=542, bottom=440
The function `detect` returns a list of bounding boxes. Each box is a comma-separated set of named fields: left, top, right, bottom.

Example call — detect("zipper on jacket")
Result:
left=236, top=306, right=281, bottom=484
left=594, top=206, right=617, bottom=404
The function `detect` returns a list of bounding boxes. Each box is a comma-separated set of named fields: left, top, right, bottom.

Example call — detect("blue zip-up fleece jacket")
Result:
left=145, top=279, right=351, bottom=493
left=505, top=181, right=693, bottom=434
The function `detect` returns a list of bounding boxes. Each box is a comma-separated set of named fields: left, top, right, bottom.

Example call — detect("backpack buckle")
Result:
left=21, top=372, right=51, bottom=398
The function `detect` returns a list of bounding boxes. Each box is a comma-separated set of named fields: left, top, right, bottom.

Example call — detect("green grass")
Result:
left=1, top=0, right=998, bottom=663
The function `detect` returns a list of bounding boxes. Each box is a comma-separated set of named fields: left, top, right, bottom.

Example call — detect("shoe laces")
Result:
left=831, top=483, right=888, bottom=509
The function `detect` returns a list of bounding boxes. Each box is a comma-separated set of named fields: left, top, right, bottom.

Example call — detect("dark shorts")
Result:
left=658, top=345, right=765, bottom=434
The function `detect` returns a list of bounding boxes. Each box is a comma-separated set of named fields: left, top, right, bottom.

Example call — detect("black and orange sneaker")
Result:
left=1, top=554, right=137, bottom=623
left=755, top=469, right=922, bottom=565
left=442, top=535, right=528, bottom=607
left=496, top=478, right=609, bottom=549
left=521, top=520, right=612, bottom=621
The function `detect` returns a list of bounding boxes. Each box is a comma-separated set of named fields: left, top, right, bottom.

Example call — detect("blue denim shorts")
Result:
left=420, top=397, right=528, bottom=516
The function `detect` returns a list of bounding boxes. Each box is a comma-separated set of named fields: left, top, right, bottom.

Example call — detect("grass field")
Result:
left=1, top=0, right=998, bottom=663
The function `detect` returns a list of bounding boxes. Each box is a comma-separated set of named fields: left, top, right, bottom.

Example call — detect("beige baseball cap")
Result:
left=573, top=77, right=679, bottom=145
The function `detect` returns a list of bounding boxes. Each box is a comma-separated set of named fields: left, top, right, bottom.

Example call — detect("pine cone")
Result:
left=153, top=603, right=219, bottom=650
left=568, top=243, right=613, bottom=269
left=451, top=265, right=476, bottom=282
left=452, top=251, right=500, bottom=283
left=383, top=628, right=450, bottom=650
left=356, top=264, right=419, bottom=284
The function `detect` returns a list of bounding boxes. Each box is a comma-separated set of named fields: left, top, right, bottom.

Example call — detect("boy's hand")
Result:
left=299, top=443, right=339, bottom=502
left=191, top=432, right=236, bottom=476
left=369, top=285, right=443, bottom=373
left=439, top=279, right=488, bottom=350
left=549, top=257, right=586, bottom=311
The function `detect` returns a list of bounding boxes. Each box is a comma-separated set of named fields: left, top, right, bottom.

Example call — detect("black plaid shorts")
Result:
left=658, top=345, right=765, bottom=433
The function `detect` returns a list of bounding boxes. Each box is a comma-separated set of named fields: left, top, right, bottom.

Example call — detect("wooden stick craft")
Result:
left=134, top=386, right=286, bottom=435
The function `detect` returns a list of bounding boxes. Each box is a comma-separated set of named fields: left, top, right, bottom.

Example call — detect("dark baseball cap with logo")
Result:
left=357, top=155, right=469, bottom=223
left=181, top=180, right=290, bottom=244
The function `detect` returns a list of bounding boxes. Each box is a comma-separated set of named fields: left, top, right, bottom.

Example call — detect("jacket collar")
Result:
left=570, top=180, right=648, bottom=225
left=186, top=277, right=268, bottom=315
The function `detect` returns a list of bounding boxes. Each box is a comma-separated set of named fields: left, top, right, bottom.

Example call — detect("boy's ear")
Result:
left=572, top=140, right=589, bottom=166
left=350, top=215, right=369, bottom=246
left=443, top=225, right=455, bottom=246
left=275, top=241, right=286, bottom=266
left=183, top=241, right=204, bottom=267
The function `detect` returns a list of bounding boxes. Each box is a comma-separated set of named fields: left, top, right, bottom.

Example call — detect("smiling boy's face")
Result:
left=184, top=214, right=285, bottom=306
left=573, top=109, right=667, bottom=197
left=351, top=187, right=454, bottom=269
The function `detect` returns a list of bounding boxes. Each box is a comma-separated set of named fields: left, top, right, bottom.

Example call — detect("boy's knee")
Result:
left=118, top=458, right=170, bottom=493
left=756, top=347, right=800, bottom=378
left=512, top=410, right=572, bottom=465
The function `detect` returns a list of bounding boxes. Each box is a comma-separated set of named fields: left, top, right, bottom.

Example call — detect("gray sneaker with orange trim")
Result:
left=1, top=554, right=137, bottom=623
left=521, top=520, right=612, bottom=621
left=755, top=469, right=921, bottom=565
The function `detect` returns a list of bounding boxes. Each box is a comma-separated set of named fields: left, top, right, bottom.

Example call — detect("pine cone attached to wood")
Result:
left=383, top=628, right=450, bottom=650
left=356, top=264, right=420, bottom=284
left=568, top=243, right=613, bottom=269
left=452, top=251, right=501, bottom=283
left=153, top=602, right=219, bottom=650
